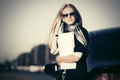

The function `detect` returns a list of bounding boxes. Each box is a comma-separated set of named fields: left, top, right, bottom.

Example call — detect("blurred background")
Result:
left=0, top=0, right=120, bottom=80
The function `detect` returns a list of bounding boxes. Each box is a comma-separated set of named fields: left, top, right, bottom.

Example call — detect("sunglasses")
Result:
left=62, top=12, right=75, bottom=17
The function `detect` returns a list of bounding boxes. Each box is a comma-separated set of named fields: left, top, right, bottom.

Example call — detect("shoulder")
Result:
left=79, top=26, right=88, bottom=34
left=80, top=26, right=89, bottom=43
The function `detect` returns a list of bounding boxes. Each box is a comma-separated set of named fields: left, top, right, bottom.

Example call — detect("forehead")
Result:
left=62, top=6, right=74, bottom=14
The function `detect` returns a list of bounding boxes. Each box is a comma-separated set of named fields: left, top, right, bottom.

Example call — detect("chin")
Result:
left=67, top=22, right=74, bottom=25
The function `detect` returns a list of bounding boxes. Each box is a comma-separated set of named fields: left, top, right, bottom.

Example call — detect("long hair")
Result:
left=49, top=3, right=83, bottom=54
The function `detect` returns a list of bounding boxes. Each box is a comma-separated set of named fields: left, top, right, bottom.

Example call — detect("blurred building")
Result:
left=15, top=44, right=55, bottom=66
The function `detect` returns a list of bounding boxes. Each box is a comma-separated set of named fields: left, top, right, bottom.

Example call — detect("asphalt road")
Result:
left=0, top=71, right=55, bottom=80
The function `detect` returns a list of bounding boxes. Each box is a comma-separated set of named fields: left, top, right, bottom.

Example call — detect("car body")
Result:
left=87, top=27, right=120, bottom=75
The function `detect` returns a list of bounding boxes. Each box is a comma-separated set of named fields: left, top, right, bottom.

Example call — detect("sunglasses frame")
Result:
left=62, top=12, right=75, bottom=17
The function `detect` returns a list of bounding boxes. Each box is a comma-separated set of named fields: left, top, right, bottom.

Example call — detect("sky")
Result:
left=0, top=0, right=120, bottom=63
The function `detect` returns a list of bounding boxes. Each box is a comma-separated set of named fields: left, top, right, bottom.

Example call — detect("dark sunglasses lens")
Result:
left=62, top=14, right=68, bottom=17
left=70, top=12, right=75, bottom=16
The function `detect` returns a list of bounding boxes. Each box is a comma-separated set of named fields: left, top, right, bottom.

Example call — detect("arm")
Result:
left=56, top=52, right=82, bottom=63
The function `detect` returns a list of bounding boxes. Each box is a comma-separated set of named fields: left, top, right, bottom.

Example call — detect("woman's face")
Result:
left=62, top=6, right=76, bottom=25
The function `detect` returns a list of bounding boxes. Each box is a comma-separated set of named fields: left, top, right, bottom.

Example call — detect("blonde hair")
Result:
left=49, top=3, right=83, bottom=54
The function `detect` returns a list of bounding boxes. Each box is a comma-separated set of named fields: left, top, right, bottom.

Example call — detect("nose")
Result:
left=68, top=14, right=71, bottom=18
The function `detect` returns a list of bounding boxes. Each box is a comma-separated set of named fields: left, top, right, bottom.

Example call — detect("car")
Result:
left=86, top=27, right=120, bottom=80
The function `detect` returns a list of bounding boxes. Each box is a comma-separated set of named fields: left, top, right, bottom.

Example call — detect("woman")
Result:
left=49, top=3, right=89, bottom=80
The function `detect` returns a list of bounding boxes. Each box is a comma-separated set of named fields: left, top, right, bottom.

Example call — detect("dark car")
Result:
left=87, top=27, right=120, bottom=80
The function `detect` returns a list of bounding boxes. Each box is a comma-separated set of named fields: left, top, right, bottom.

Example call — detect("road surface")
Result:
left=0, top=71, right=55, bottom=80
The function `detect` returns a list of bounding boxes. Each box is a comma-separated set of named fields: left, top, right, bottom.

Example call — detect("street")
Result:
left=0, top=71, right=55, bottom=80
